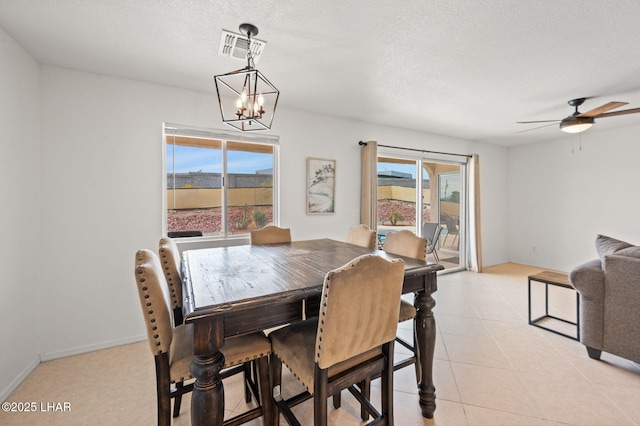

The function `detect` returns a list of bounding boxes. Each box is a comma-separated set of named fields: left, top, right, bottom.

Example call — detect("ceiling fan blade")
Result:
left=516, top=122, right=558, bottom=133
left=578, top=101, right=627, bottom=117
left=595, top=107, right=640, bottom=118
left=516, top=120, right=560, bottom=124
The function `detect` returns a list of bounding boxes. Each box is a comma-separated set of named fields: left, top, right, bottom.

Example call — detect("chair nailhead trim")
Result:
left=277, top=357, right=311, bottom=392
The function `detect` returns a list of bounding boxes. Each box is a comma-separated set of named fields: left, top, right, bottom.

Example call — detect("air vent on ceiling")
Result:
left=218, top=29, right=266, bottom=64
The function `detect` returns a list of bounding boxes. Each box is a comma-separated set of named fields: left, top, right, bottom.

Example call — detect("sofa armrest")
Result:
left=569, top=259, right=605, bottom=349
left=569, top=259, right=604, bottom=302
left=601, top=254, right=640, bottom=363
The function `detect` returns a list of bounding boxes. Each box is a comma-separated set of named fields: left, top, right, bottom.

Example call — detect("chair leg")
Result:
left=432, top=249, right=440, bottom=263
left=173, top=381, right=183, bottom=418
left=332, top=393, right=341, bottom=409
left=313, top=368, right=329, bottom=426
left=381, top=342, right=395, bottom=426
left=271, top=355, right=282, bottom=426
left=359, top=378, right=371, bottom=421
left=243, top=363, right=252, bottom=403
left=256, top=356, right=274, bottom=426
left=155, top=355, right=172, bottom=426
left=253, top=359, right=259, bottom=391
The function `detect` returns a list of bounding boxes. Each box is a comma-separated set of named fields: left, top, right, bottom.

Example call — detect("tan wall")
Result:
left=378, top=186, right=430, bottom=203
left=378, top=185, right=459, bottom=217
left=440, top=200, right=460, bottom=218
left=167, top=188, right=273, bottom=209
left=168, top=185, right=452, bottom=213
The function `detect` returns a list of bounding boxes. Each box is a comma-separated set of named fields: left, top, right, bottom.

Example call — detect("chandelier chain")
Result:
left=246, top=32, right=255, bottom=70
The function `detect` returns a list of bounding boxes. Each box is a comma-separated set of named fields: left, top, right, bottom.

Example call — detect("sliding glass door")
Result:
left=377, top=154, right=466, bottom=271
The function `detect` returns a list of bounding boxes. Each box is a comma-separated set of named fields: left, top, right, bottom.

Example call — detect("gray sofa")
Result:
left=569, top=235, right=640, bottom=363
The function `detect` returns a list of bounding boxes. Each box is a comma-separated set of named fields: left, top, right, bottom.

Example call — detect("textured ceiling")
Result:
left=2, top=0, right=640, bottom=146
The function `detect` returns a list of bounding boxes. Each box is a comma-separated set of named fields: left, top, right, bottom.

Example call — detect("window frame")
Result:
left=377, top=148, right=468, bottom=272
left=162, top=122, right=280, bottom=242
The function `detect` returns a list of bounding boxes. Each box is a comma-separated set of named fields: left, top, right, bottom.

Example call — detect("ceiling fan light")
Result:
left=560, top=116, right=594, bottom=134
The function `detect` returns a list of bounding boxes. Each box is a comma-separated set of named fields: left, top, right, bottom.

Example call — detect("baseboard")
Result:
left=1, top=356, right=39, bottom=402
left=40, top=334, right=147, bottom=362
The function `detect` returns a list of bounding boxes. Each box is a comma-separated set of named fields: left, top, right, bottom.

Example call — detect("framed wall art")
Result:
left=306, top=157, right=336, bottom=214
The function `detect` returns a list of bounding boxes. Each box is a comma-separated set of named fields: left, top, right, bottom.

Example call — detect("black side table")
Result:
left=528, top=270, right=580, bottom=340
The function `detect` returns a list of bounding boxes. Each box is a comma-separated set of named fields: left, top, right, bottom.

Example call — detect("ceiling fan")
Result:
left=517, top=98, right=640, bottom=133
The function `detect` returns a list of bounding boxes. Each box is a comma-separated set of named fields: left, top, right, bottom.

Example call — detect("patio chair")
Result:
left=442, top=215, right=459, bottom=249
left=422, top=222, right=442, bottom=263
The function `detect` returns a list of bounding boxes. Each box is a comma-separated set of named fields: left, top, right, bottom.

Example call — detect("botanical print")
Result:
left=307, top=158, right=335, bottom=214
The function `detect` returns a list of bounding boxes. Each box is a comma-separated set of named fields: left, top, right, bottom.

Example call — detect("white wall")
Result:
left=38, top=67, right=219, bottom=359
left=274, top=109, right=510, bottom=267
left=0, top=28, right=42, bottom=400
left=508, top=127, right=640, bottom=272
left=35, top=66, right=509, bottom=360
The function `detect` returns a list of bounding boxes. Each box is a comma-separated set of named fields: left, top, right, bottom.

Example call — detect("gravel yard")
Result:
left=168, top=200, right=430, bottom=235
left=168, top=206, right=273, bottom=236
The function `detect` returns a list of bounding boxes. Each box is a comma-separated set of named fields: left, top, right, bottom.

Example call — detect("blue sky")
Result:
left=166, top=148, right=459, bottom=195
left=166, top=145, right=272, bottom=174
left=378, top=160, right=462, bottom=196
left=378, top=161, right=419, bottom=179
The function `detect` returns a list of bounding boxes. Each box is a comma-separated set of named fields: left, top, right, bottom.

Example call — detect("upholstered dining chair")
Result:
left=346, top=224, right=377, bottom=249
left=158, top=237, right=184, bottom=326
left=382, top=230, right=427, bottom=373
left=159, top=236, right=257, bottom=403
left=134, top=249, right=274, bottom=426
left=250, top=225, right=291, bottom=245
left=332, top=229, right=426, bottom=417
left=269, top=254, right=405, bottom=426
left=422, top=222, right=442, bottom=263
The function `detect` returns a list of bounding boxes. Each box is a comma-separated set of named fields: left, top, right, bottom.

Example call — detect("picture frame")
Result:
left=306, top=157, right=336, bottom=214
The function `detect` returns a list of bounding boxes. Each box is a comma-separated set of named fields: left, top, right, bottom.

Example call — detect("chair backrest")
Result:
left=315, top=255, right=405, bottom=369
left=443, top=215, right=459, bottom=236
left=346, top=224, right=376, bottom=249
left=158, top=237, right=182, bottom=311
left=134, top=249, right=174, bottom=356
left=250, top=225, right=291, bottom=245
left=422, top=222, right=442, bottom=254
left=383, top=230, right=427, bottom=261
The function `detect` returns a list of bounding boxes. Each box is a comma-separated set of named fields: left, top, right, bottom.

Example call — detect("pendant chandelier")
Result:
left=214, top=23, right=279, bottom=131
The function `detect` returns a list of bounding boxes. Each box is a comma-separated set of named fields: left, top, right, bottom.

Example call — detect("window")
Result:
left=164, top=124, right=279, bottom=239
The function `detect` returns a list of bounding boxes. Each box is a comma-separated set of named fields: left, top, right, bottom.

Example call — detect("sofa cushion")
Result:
left=595, top=235, right=633, bottom=262
left=616, top=246, right=640, bottom=259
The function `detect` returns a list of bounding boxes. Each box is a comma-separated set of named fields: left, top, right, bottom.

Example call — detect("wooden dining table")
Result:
left=182, top=238, right=444, bottom=425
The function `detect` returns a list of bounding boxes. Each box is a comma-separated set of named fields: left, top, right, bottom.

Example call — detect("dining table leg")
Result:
left=414, top=273, right=438, bottom=418
left=190, top=319, right=225, bottom=426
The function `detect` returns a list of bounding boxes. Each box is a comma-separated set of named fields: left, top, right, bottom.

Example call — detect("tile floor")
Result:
left=1, top=263, right=639, bottom=425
